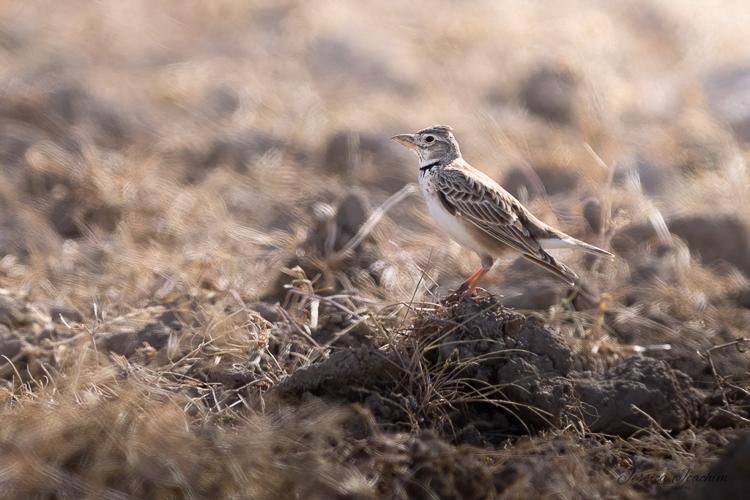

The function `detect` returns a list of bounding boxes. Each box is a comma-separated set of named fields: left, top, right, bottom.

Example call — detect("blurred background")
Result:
left=1, top=1, right=750, bottom=497
left=2, top=0, right=750, bottom=303
left=3, top=0, right=750, bottom=378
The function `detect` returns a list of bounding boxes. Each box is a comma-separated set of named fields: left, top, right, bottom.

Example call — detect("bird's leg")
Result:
left=451, top=255, right=495, bottom=297
left=459, top=267, right=490, bottom=294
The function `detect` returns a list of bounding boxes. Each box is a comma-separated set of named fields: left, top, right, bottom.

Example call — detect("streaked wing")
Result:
left=434, top=166, right=541, bottom=256
left=434, top=164, right=579, bottom=284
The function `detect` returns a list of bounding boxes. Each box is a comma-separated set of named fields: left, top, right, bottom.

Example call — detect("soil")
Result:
left=1, top=2, right=749, bottom=499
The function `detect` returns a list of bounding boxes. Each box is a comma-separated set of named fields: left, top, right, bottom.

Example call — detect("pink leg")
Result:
left=452, top=266, right=491, bottom=296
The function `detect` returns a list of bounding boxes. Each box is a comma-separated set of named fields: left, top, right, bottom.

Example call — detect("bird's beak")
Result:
left=390, top=134, right=417, bottom=150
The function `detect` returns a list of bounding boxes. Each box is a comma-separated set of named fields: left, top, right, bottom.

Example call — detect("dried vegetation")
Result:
left=1, top=1, right=749, bottom=498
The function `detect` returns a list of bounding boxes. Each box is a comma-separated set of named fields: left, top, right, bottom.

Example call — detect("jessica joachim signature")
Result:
left=616, top=470, right=728, bottom=485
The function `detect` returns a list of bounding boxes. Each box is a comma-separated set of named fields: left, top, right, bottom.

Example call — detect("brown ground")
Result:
left=1, top=1, right=749, bottom=498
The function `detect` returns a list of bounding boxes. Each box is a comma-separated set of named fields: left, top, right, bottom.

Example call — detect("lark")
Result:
left=392, top=125, right=613, bottom=293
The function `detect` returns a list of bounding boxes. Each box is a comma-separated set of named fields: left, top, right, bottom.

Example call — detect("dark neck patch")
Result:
left=419, top=160, right=440, bottom=172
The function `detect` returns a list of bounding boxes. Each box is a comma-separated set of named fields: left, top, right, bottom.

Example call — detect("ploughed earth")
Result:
left=1, top=190, right=748, bottom=498
left=1, top=1, right=750, bottom=498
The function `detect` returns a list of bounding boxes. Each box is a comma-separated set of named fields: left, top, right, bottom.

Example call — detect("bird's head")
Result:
left=391, top=125, right=461, bottom=167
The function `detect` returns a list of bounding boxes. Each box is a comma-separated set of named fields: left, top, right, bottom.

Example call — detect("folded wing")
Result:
left=434, top=165, right=579, bottom=285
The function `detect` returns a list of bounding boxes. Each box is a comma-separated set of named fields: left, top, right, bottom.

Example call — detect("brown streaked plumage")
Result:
left=392, top=125, right=613, bottom=293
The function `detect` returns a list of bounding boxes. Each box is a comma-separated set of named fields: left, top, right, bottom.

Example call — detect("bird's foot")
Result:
left=444, top=284, right=489, bottom=304
left=443, top=266, right=492, bottom=303
left=446, top=282, right=471, bottom=299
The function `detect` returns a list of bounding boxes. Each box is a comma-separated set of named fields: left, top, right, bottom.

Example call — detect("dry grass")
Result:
left=1, top=0, right=750, bottom=498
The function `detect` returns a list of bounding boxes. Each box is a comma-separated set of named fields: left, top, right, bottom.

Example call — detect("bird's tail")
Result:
left=522, top=251, right=580, bottom=287
left=538, top=235, right=614, bottom=259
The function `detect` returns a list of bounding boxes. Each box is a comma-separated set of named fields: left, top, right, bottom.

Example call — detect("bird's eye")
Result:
left=425, top=135, right=435, bottom=143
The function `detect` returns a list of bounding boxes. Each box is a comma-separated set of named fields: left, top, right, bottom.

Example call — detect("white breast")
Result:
left=419, top=172, right=489, bottom=255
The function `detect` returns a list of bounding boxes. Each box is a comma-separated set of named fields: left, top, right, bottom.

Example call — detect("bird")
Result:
left=391, top=124, right=613, bottom=294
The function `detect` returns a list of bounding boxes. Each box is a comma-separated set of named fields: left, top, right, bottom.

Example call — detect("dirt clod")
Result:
left=502, top=165, right=579, bottom=200
left=520, top=66, right=578, bottom=124
left=695, top=432, right=750, bottom=499
left=612, top=215, right=750, bottom=276
left=572, top=357, right=700, bottom=435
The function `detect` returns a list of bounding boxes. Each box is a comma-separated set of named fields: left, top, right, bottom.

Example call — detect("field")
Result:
left=1, top=1, right=750, bottom=498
